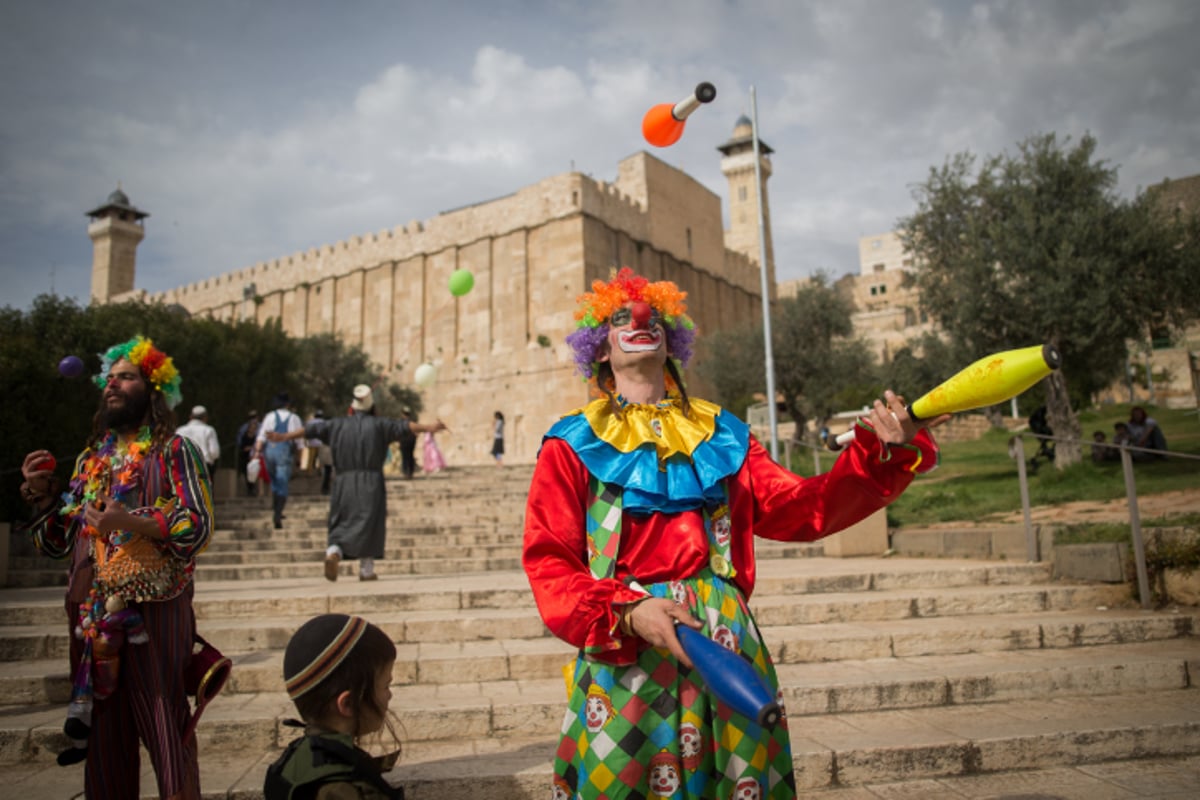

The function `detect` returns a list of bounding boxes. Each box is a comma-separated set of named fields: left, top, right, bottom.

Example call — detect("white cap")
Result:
left=351, top=384, right=374, bottom=412
left=192, top=405, right=207, bottom=418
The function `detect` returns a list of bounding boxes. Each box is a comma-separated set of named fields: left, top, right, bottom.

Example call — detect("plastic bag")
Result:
left=247, top=455, right=263, bottom=484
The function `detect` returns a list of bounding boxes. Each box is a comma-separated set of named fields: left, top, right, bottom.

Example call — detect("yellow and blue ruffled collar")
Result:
left=544, top=395, right=749, bottom=514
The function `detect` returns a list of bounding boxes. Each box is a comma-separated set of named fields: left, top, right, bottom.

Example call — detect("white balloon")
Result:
left=414, top=363, right=437, bottom=387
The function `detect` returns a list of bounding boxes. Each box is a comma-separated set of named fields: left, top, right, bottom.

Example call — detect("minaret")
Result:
left=718, top=115, right=776, bottom=297
left=87, top=187, right=149, bottom=303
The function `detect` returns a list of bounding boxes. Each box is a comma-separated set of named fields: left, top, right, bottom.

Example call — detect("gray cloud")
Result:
left=2, top=1, right=1197, bottom=312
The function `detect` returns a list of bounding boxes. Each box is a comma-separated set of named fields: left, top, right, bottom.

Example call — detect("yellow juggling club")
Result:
left=832, top=344, right=1061, bottom=448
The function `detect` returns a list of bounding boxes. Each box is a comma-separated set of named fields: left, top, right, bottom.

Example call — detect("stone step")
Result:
left=12, top=623, right=1200, bottom=710
left=8, top=541, right=527, bottom=570
left=208, top=528, right=523, bottom=546
left=4, top=604, right=1194, bottom=696
left=0, top=580, right=1145, bottom=664
left=4, top=684, right=1199, bottom=794
left=186, top=543, right=526, bottom=566
left=0, top=559, right=1069, bottom=631
left=382, top=688, right=1200, bottom=797
left=194, top=555, right=526, bottom=581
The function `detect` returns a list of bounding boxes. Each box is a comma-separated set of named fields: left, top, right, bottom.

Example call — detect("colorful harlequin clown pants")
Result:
left=553, top=569, right=795, bottom=800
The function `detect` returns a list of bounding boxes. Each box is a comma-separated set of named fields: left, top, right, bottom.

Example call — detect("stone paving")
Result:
left=1, top=465, right=1197, bottom=799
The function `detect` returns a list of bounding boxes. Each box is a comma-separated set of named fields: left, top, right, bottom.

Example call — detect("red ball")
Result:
left=37, top=456, right=56, bottom=472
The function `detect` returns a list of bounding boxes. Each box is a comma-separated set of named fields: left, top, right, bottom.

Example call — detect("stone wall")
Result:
left=117, top=152, right=768, bottom=465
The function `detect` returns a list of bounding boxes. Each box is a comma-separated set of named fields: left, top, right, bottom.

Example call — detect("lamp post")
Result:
left=750, top=86, right=780, bottom=460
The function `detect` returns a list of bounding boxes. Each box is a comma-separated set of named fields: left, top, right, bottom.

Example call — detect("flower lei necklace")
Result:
left=59, top=426, right=152, bottom=644
left=62, top=425, right=152, bottom=546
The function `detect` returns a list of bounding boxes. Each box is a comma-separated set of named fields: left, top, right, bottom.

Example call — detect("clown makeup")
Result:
left=609, top=301, right=665, bottom=356
left=609, top=305, right=663, bottom=330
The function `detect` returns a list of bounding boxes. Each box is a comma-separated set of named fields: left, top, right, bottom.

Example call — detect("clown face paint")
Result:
left=601, top=301, right=667, bottom=371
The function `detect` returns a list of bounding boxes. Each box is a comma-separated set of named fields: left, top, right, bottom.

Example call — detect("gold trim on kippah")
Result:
left=286, top=616, right=368, bottom=699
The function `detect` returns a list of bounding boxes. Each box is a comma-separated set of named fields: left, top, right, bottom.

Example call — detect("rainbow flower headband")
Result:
left=94, top=335, right=183, bottom=409
left=566, top=267, right=696, bottom=382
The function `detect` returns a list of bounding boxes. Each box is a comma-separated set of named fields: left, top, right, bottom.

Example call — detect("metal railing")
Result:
left=1010, top=431, right=1199, bottom=609
left=779, top=428, right=1196, bottom=610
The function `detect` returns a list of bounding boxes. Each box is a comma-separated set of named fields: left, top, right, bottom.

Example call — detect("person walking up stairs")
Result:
left=256, top=393, right=303, bottom=530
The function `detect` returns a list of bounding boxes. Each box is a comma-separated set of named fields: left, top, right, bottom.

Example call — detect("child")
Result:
left=421, top=430, right=446, bottom=475
left=264, top=614, right=405, bottom=799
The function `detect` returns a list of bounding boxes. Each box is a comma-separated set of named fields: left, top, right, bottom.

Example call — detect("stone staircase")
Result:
left=1, top=465, right=1198, bottom=798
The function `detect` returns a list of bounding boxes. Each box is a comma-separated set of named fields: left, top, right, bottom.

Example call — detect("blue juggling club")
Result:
left=675, top=623, right=781, bottom=729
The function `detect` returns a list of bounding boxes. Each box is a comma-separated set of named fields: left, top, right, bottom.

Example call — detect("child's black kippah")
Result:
left=283, top=614, right=368, bottom=699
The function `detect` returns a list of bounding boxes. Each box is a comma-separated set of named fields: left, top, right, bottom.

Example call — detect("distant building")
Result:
left=87, top=187, right=148, bottom=304
left=88, top=120, right=781, bottom=463
left=846, top=174, right=1200, bottom=410
left=849, top=231, right=932, bottom=363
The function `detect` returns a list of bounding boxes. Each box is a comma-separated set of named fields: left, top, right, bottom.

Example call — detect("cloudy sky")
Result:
left=2, top=0, right=1197, bottom=312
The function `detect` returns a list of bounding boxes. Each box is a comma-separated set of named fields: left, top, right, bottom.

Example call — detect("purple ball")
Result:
left=58, top=355, right=84, bottom=378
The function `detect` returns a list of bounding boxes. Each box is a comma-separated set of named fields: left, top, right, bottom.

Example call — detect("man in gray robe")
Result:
left=270, top=384, right=446, bottom=581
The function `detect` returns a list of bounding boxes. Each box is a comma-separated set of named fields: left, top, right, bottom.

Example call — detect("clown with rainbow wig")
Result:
left=523, top=268, right=943, bottom=799
left=20, top=334, right=213, bottom=798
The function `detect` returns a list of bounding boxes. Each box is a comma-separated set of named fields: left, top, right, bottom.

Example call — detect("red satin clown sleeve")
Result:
left=523, top=438, right=648, bottom=663
left=731, top=421, right=937, bottom=550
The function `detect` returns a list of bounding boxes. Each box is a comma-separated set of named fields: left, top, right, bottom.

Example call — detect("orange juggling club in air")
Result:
left=642, top=82, right=717, bottom=147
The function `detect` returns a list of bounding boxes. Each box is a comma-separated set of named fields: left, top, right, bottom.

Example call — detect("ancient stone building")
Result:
left=95, top=123, right=779, bottom=464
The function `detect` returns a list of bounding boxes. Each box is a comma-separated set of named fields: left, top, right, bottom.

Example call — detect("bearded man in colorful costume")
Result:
left=20, top=335, right=213, bottom=800
left=522, top=269, right=942, bottom=799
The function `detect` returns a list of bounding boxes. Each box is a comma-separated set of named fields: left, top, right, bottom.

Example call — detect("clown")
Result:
left=524, top=268, right=943, bottom=799
left=21, top=335, right=213, bottom=797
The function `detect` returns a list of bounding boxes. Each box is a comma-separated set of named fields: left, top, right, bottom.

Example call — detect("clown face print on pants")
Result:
left=669, top=580, right=689, bottom=606
left=648, top=752, right=682, bottom=798
left=713, top=624, right=738, bottom=653
left=551, top=776, right=572, bottom=800
left=584, top=685, right=614, bottom=732
left=711, top=506, right=731, bottom=549
left=679, top=721, right=703, bottom=770
left=734, top=776, right=762, bottom=800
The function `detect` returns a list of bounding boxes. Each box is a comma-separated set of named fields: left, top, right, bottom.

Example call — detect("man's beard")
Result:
left=103, top=389, right=150, bottom=431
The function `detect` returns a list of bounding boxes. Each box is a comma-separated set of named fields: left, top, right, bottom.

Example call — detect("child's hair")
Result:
left=283, top=614, right=400, bottom=745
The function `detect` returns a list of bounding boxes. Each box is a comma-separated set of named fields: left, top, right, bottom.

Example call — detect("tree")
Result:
left=898, top=133, right=1200, bottom=468
left=695, top=325, right=765, bottom=421
left=877, top=332, right=968, bottom=408
left=696, top=273, right=874, bottom=443
left=0, top=295, right=420, bottom=521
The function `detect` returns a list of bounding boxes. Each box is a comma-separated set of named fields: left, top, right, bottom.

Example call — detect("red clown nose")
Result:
left=631, top=302, right=653, bottom=329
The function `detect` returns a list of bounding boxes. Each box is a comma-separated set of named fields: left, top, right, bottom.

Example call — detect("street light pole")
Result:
left=750, top=85, right=779, bottom=461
